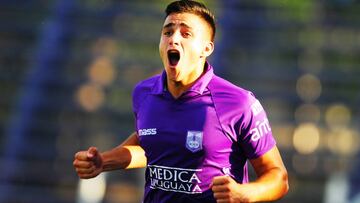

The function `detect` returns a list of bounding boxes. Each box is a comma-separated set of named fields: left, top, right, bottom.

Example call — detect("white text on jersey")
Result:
left=138, top=128, right=157, bottom=136
left=250, top=118, right=271, bottom=142
left=251, top=100, right=264, bottom=116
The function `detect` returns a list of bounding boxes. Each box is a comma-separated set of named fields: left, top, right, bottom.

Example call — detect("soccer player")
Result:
left=73, top=1, right=289, bottom=202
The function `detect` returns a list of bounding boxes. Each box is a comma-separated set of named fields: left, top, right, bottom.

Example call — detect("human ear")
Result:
left=201, top=41, right=214, bottom=58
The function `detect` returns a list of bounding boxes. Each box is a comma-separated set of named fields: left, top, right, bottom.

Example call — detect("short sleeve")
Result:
left=132, top=84, right=140, bottom=116
left=237, top=97, right=276, bottom=159
left=132, top=84, right=140, bottom=132
left=131, top=74, right=162, bottom=132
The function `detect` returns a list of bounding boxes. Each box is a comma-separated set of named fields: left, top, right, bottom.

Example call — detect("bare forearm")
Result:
left=101, top=146, right=131, bottom=171
left=101, top=132, right=147, bottom=171
left=245, top=167, right=289, bottom=202
left=101, top=146, right=146, bottom=171
left=244, top=146, right=289, bottom=202
left=211, top=167, right=288, bottom=203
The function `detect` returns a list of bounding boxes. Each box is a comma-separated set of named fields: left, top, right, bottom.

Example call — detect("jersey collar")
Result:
left=151, top=61, right=214, bottom=96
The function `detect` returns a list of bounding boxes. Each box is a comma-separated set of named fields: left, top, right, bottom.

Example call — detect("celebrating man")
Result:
left=73, top=1, right=289, bottom=202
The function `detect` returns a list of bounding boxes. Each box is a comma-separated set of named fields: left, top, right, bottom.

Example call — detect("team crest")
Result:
left=186, top=131, right=203, bottom=152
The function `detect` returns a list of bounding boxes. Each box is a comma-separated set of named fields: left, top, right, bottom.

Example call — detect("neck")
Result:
left=167, top=61, right=206, bottom=99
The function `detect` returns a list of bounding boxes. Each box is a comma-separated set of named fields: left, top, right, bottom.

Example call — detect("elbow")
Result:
left=280, top=169, right=289, bottom=198
left=272, top=167, right=290, bottom=200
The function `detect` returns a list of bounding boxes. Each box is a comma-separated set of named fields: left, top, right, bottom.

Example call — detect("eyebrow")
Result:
left=163, top=22, right=192, bottom=30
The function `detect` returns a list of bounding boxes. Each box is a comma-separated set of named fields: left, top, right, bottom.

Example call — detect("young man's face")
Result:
left=159, top=12, right=214, bottom=83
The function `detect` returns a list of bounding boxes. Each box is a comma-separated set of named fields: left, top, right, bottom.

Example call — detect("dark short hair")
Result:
left=165, top=0, right=216, bottom=42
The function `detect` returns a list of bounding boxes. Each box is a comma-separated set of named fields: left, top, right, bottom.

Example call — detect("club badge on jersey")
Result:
left=186, top=131, right=203, bottom=152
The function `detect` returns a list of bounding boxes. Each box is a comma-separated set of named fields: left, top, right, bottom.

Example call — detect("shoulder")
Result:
left=132, top=74, right=161, bottom=110
left=208, top=75, right=257, bottom=109
left=208, top=75, right=263, bottom=142
left=133, top=74, right=160, bottom=94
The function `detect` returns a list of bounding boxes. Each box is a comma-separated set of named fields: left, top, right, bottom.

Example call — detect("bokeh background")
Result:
left=0, top=0, right=359, bottom=202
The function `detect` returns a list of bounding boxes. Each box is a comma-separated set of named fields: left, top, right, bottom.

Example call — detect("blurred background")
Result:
left=0, top=0, right=359, bottom=202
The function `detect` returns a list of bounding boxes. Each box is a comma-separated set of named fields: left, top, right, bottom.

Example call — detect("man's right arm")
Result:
left=73, top=132, right=146, bottom=179
left=102, top=131, right=146, bottom=170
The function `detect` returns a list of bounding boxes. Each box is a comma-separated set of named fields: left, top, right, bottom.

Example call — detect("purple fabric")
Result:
left=132, top=62, right=276, bottom=203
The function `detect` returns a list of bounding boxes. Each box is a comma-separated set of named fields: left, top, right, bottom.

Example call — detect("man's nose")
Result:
left=169, top=32, right=181, bottom=46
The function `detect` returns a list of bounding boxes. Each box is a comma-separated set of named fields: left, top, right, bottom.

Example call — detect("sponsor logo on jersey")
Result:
left=251, top=100, right=264, bottom=116
left=138, top=128, right=157, bottom=136
left=148, top=165, right=203, bottom=194
left=250, top=118, right=271, bottom=142
left=186, top=131, right=203, bottom=152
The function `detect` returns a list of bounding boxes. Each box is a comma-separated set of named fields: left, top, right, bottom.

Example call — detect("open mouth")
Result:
left=167, top=50, right=180, bottom=66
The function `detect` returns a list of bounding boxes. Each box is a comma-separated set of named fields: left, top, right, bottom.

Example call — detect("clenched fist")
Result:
left=73, top=147, right=103, bottom=179
left=211, top=175, right=252, bottom=203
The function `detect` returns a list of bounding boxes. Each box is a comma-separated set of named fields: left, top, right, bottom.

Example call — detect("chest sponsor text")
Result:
left=147, top=165, right=202, bottom=194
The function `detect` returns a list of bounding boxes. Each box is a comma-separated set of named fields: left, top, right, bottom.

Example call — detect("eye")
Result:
left=163, top=31, right=172, bottom=36
left=182, top=32, right=192, bottom=38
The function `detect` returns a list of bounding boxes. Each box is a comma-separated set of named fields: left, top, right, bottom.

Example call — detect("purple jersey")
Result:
left=132, top=62, right=276, bottom=203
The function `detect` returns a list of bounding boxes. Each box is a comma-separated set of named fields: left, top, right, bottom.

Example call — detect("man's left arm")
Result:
left=211, top=146, right=289, bottom=202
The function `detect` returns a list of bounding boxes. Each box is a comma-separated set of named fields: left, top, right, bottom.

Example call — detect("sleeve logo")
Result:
left=250, top=118, right=271, bottom=142
left=186, top=131, right=203, bottom=152
left=251, top=100, right=264, bottom=116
